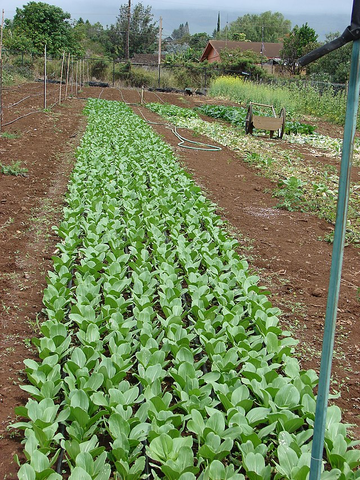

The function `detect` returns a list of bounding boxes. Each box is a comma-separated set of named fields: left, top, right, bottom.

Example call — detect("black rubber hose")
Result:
left=298, top=26, right=358, bottom=66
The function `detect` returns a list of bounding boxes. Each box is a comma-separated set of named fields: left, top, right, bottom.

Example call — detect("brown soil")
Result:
left=0, top=83, right=359, bottom=478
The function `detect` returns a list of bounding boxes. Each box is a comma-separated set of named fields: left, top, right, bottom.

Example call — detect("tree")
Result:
left=189, top=32, right=209, bottom=56
left=6, top=1, right=80, bottom=56
left=220, top=48, right=266, bottom=77
left=106, top=3, right=158, bottom=60
left=281, top=23, right=318, bottom=74
left=73, top=19, right=108, bottom=56
left=219, top=11, right=291, bottom=43
left=171, top=22, right=190, bottom=41
left=307, top=32, right=351, bottom=83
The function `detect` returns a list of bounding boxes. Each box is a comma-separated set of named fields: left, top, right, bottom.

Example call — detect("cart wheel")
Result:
left=279, top=107, right=286, bottom=138
left=245, top=104, right=253, bottom=135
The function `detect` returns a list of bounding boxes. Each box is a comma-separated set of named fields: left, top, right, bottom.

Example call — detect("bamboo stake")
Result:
left=65, top=53, right=70, bottom=99
left=59, top=51, right=65, bottom=104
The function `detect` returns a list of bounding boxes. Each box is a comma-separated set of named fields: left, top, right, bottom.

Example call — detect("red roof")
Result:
left=200, top=40, right=283, bottom=63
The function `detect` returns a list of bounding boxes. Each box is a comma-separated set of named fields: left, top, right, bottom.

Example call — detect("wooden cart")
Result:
left=245, top=102, right=286, bottom=139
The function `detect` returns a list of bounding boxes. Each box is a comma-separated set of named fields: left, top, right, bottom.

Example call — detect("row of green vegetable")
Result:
left=13, top=99, right=360, bottom=479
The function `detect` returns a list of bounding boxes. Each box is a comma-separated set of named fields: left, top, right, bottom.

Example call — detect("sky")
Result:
left=1, top=0, right=355, bottom=38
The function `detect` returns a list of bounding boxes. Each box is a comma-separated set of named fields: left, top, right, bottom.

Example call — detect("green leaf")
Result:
left=69, top=467, right=92, bottom=479
left=147, top=433, right=173, bottom=461
left=208, top=460, right=225, bottom=479
left=284, top=417, right=304, bottom=433
left=277, top=444, right=299, bottom=477
left=246, top=407, right=270, bottom=426
left=274, top=385, right=300, bottom=408
left=18, top=464, right=36, bottom=480
left=70, top=390, right=90, bottom=411
left=326, top=405, right=342, bottom=427
left=108, top=413, right=130, bottom=439
left=30, top=450, right=50, bottom=472
left=206, top=411, right=225, bottom=434
left=243, top=451, right=265, bottom=474
left=187, top=409, right=205, bottom=437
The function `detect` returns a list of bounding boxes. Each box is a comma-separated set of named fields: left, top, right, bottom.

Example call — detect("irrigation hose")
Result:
left=134, top=105, right=222, bottom=152
left=171, top=125, right=222, bottom=152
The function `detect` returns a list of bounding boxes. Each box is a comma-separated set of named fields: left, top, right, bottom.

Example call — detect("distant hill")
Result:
left=153, top=8, right=350, bottom=41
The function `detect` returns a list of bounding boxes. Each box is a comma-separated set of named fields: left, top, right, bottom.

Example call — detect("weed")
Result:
left=0, top=131, right=20, bottom=139
left=0, top=161, right=28, bottom=176
left=0, top=217, right=14, bottom=231
left=26, top=313, right=41, bottom=333
left=274, top=176, right=307, bottom=211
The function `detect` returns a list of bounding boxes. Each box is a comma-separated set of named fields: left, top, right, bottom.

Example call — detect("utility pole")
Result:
left=158, top=16, right=162, bottom=88
left=125, top=0, right=131, bottom=60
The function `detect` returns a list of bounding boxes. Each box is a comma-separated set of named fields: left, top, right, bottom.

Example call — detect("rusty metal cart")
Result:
left=245, top=102, right=286, bottom=139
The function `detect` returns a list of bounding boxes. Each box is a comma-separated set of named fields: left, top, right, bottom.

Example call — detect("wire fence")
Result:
left=0, top=52, right=96, bottom=131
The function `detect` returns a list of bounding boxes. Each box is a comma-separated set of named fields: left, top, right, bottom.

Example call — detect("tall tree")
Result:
left=171, top=22, right=190, bottom=41
left=73, top=19, right=108, bottom=56
left=220, top=11, right=291, bottom=43
left=281, top=23, right=318, bottom=74
left=6, top=1, right=80, bottom=56
left=106, top=3, right=157, bottom=60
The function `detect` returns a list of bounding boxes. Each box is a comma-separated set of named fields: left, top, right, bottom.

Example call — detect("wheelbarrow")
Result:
left=245, top=102, right=286, bottom=138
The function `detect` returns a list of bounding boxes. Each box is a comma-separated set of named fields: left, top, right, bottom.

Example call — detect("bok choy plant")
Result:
left=12, top=99, right=360, bottom=479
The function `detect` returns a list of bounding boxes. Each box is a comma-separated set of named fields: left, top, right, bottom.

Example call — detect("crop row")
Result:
left=144, top=102, right=360, bottom=244
left=146, top=102, right=315, bottom=136
left=13, top=99, right=360, bottom=479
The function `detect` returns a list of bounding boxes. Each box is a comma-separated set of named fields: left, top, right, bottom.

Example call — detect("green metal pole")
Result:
left=309, top=38, right=360, bottom=479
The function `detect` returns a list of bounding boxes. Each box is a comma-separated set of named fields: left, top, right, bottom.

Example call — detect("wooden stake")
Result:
left=59, top=51, right=65, bottom=104
left=44, top=44, right=47, bottom=109
left=0, top=9, right=5, bottom=131
left=65, top=53, right=70, bottom=99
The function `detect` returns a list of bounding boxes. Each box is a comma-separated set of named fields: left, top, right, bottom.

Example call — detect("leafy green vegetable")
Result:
left=12, top=99, right=359, bottom=478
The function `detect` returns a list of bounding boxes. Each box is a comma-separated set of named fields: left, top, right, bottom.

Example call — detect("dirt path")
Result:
left=0, top=84, right=359, bottom=478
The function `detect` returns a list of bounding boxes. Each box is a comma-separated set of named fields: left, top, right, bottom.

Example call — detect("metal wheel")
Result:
left=279, top=107, right=286, bottom=138
left=245, top=104, right=253, bottom=134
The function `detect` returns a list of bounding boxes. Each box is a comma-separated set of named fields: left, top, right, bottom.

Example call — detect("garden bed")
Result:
left=0, top=83, right=359, bottom=478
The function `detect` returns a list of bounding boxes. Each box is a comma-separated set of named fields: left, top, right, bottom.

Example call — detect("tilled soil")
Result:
left=0, top=83, right=359, bottom=478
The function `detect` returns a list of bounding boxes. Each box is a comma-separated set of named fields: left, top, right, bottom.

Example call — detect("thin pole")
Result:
left=125, top=0, right=131, bottom=60
left=81, top=58, right=84, bottom=89
left=59, top=51, right=65, bottom=104
left=309, top=38, right=360, bottom=480
left=158, top=16, right=162, bottom=88
left=44, top=44, right=47, bottom=109
left=0, top=9, right=4, bottom=132
left=70, top=56, right=74, bottom=96
left=65, top=53, right=70, bottom=99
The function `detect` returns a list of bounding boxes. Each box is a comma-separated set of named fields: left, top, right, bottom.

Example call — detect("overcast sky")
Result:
left=1, top=0, right=355, bottom=35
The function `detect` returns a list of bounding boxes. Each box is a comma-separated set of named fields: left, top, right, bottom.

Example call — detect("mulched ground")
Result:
left=0, top=83, right=359, bottom=478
